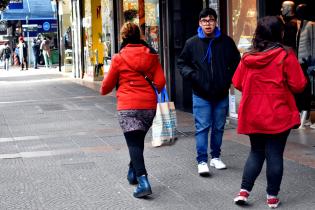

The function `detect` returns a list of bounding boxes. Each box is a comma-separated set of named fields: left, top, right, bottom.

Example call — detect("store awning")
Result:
left=2, top=0, right=56, bottom=21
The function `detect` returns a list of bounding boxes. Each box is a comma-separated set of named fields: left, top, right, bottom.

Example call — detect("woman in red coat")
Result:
left=232, top=16, right=307, bottom=208
left=100, top=22, right=166, bottom=198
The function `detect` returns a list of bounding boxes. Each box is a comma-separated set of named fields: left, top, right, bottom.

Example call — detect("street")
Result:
left=0, top=68, right=315, bottom=210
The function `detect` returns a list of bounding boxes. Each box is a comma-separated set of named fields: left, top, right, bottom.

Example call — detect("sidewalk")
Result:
left=0, top=68, right=314, bottom=209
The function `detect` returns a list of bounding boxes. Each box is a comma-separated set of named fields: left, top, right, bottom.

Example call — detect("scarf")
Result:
left=197, top=26, right=221, bottom=63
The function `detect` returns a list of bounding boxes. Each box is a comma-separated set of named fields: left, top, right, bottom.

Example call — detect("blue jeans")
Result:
left=4, top=58, right=10, bottom=71
left=193, top=94, right=229, bottom=163
left=241, top=130, right=290, bottom=196
left=43, top=51, right=52, bottom=68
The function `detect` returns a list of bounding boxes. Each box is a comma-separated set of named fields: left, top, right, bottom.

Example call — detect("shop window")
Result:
left=227, top=0, right=257, bottom=119
left=122, top=0, right=160, bottom=52
left=228, top=0, right=257, bottom=54
left=102, top=0, right=112, bottom=64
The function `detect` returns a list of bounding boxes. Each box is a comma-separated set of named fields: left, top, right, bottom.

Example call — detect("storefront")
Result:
left=225, top=0, right=258, bottom=119
left=101, top=0, right=114, bottom=72
left=78, top=0, right=114, bottom=81
left=2, top=0, right=58, bottom=66
left=53, top=0, right=82, bottom=77
left=59, top=0, right=314, bottom=115
left=58, top=0, right=73, bottom=72
left=225, top=0, right=314, bottom=119
left=114, top=0, right=161, bottom=52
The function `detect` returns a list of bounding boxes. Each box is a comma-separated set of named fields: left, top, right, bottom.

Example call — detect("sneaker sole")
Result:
left=235, top=200, right=247, bottom=205
left=198, top=171, right=210, bottom=177
left=209, top=163, right=227, bottom=170
left=268, top=202, right=280, bottom=208
left=133, top=189, right=152, bottom=198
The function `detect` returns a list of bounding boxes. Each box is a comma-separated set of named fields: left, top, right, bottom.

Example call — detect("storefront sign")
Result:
left=43, top=22, right=51, bottom=31
left=20, top=19, right=57, bottom=37
left=8, top=0, right=23, bottom=9
left=22, top=24, right=38, bottom=32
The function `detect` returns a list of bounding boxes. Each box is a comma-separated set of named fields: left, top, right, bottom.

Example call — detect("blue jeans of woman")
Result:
left=192, top=94, right=229, bottom=163
left=240, top=130, right=290, bottom=196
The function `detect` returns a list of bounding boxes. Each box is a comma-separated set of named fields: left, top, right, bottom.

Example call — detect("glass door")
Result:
left=121, top=0, right=160, bottom=53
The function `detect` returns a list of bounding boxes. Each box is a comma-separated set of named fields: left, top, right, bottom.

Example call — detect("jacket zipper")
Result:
left=210, top=44, right=214, bottom=81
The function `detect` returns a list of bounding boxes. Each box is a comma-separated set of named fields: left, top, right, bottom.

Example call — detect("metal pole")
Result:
left=56, top=0, right=61, bottom=72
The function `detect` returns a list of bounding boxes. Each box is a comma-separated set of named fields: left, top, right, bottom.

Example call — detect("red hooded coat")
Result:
left=100, top=44, right=166, bottom=110
left=232, top=47, right=307, bottom=134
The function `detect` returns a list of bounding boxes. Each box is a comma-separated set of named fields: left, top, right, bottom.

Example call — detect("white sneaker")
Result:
left=210, top=158, right=227, bottom=169
left=197, top=162, right=210, bottom=176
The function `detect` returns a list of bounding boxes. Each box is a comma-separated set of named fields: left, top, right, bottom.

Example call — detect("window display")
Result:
left=122, top=0, right=160, bottom=52
left=228, top=0, right=257, bottom=119
left=229, top=0, right=257, bottom=54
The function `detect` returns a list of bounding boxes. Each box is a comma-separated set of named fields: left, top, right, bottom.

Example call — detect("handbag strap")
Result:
left=158, top=87, right=169, bottom=103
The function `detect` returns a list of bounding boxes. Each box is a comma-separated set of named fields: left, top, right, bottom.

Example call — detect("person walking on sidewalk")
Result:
left=177, top=8, right=240, bottom=175
left=232, top=16, right=307, bottom=208
left=100, top=22, right=166, bottom=198
left=40, top=37, right=52, bottom=68
left=18, top=36, right=28, bottom=71
left=1, top=43, right=11, bottom=71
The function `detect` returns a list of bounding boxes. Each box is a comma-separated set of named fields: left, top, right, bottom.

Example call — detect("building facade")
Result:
left=59, top=0, right=313, bottom=116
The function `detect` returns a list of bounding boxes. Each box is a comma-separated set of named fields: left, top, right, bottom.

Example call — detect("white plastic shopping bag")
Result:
left=152, top=87, right=177, bottom=147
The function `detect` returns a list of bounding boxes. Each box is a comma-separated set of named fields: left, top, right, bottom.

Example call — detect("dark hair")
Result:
left=120, top=22, right=141, bottom=43
left=252, top=16, right=285, bottom=52
left=124, top=9, right=138, bottom=22
left=199, top=8, right=217, bottom=20
left=119, top=22, right=156, bottom=53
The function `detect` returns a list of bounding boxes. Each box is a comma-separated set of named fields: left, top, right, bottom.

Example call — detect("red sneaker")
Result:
left=267, top=197, right=280, bottom=208
left=234, top=190, right=249, bottom=205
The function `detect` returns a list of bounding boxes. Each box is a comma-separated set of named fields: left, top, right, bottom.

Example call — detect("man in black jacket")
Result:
left=177, top=8, right=240, bottom=176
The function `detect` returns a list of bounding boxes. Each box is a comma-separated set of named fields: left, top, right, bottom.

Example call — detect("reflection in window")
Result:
left=229, top=0, right=257, bottom=54
left=123, top=0, right=160, bottom=52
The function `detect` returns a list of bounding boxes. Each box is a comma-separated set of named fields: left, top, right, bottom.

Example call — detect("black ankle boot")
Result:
left=127, top=166, right=138, bottom=185
left=133, top=175, right=152, bottom=198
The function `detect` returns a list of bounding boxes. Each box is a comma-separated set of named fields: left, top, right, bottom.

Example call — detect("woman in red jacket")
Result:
left=100, top=22, right=166, bottom=198
left=232, top=16, right=307, bottom=208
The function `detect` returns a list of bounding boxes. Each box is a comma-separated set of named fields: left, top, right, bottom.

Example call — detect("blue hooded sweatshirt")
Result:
left=197, top=26, right=221, bottom=63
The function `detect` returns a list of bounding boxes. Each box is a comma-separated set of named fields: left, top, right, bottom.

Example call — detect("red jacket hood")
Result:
left=119, top=44, right=159, bottom=73
left=242, top=47, right=286, bottom=69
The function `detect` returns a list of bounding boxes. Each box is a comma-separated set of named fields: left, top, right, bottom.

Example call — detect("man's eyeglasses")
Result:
left=200, top=18, right=216, bottom=25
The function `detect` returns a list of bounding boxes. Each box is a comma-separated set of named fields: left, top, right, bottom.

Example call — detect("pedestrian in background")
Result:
left=232, top=16, right=307, bottom=208
left=32, top=37, right=41, bottom=69
left=280, top=1, right=298, bottom=52
left=1, top=42, right=11, bottom=71
left=18, top=36, right=28, bottom=71
left=100, top=22, right=166, bottom=198
left=40, top=37, right=52, bottom=68
left=296, top=19, right=315, bottom=129
left=177, top=8, right=240, bottom=176
left=14, top=45, right=20, bottom=66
